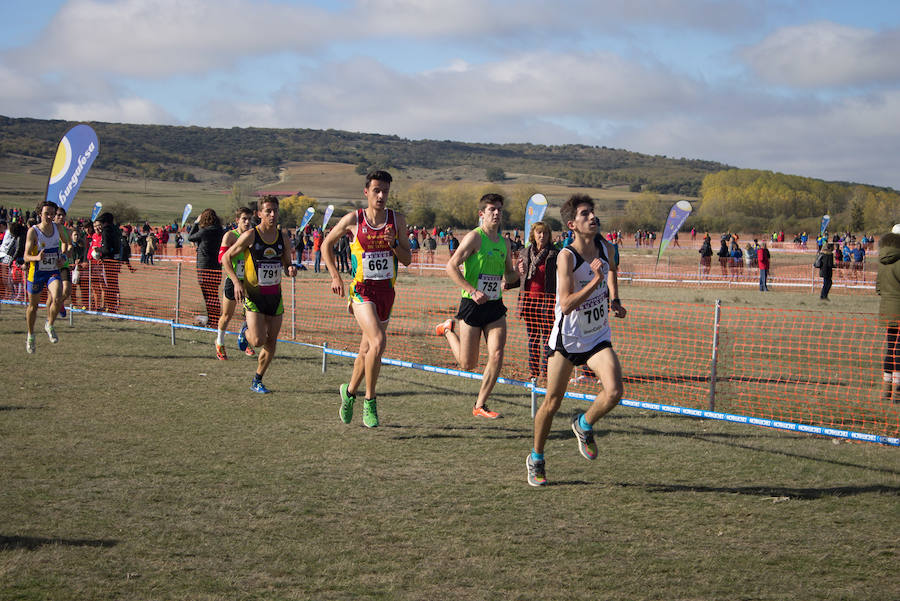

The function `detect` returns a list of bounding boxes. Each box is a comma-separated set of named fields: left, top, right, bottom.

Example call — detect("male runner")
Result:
left=434, top=193, right=519, bottom=419
left=322, top=170, right=412, bottom=427
left=221, top=195, right=296, bottom=393
left=526, top=194, right=627, bottom=486
left=50, top=206, right=73, bottom=317
left=23, top=201, right=65, bottom=353
left=217, top=206, right=256, bottom=360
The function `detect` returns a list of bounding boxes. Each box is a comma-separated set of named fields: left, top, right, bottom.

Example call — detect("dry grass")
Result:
left=0, top=309, right=897, bottom=600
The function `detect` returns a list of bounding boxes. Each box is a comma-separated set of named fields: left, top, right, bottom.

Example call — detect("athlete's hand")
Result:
left=611, top=298, right=627, bottom=319
left=331, top=274, right=345, bottom=297
left=286, top=265, right=297, bottom=278
left=589, top=258, right=604, bottom=282
left=383, top=224, right=396, bottom=249
left=471, top=289, right=488, bottom=305
left=233, top=279, right=246, bottom=302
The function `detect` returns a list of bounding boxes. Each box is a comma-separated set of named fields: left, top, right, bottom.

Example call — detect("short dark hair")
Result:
left=235, top=206, right=253, bottom=219
left=560, top=194, right=594, bottom=227
left=37, top=200, right=57, bottom=214
left=365, top=170, right=393, bottom=188
left=479, top=193, right=504, bottom=211
left=258, top=195, right=279, bottom=209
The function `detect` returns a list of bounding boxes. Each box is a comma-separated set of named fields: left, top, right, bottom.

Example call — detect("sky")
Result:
left=2, top=0, right=900, bottom=189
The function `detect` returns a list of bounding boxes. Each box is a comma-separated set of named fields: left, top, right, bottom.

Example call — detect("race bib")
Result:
left=577, top=293, right=608, bottom=337
left=39, top=251, right=58, bottom=271
left=362, top=250, right=394, bottom=280
left=235, top=261, right=245, bottom=280
left=477, top=274, right=502, bottom=300
left=257, top=261, right=282, bottom=287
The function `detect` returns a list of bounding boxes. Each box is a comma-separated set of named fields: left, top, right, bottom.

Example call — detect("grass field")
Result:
left=1, top=306, right=897, bottom=600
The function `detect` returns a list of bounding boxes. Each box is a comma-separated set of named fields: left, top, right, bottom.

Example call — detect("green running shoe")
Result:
left=362, top=397, right=379, bottom=428
left=339, top=383, right=355, bottom=424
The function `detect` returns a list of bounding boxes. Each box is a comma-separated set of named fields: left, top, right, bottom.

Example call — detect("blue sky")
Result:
left=3, top=0, right=900, bottom=190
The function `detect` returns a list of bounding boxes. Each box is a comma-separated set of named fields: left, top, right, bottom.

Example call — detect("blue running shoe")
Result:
left=237, top=322, right=248, bottom=352
left=251, top=379, right=270, bottom=394
left=59, top=305, right=67, bottom=318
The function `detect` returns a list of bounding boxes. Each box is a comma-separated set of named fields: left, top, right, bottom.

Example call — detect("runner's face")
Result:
left=365, top=180, right=390, bottom=211
left=237, top=213, right=252, bottom=232
left=480, top=202, right=502, bottom=228
left=258, top=202, right=278, bottom=226
left=54, top=210, right=65, bottom=224
left=571, top=204, right=596, bottom=235
left=41, top=205, right=56, bottom=223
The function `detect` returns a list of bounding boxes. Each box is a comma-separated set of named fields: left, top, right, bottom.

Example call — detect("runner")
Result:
left=216, top=206, right=256, bottom=360
left=50, top=206, right=73, bottom=317
left=221, top=195, right=297, bottom=393
left=322, top=170, right=412, bottom=427
left=526, top=194, right=627, bottom=487
left=23, top=201, right=65, bottom=353
left=433, top=193, right=520, bottom=419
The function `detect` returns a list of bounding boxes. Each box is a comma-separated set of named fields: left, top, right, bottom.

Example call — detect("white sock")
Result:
left=216, top=329, right=225, bottom=346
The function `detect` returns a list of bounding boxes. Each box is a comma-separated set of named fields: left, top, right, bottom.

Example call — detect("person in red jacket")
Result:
left=757, top=242, right=770, bottom=291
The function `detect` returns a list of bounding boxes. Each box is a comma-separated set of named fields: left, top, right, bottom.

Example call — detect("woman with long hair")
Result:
left=189, top=208, right=224, bottom=330
left=518, top=222, right=558, bottom=379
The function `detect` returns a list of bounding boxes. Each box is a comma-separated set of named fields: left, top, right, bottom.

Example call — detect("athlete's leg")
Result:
left=443, top=320, right=482, bottom=371
left=583, top=347, right=624, bottom=425
left=533, top=351, right=575, bottom=454
left=45, top=278, right=62, bottom=325
left=349, top=302, right=388, bottom=399
left=255, top=313, right=282, bottom=378
left=25, top=287, right=40, bottom=335
left=474, top=316, right=507, bottom=410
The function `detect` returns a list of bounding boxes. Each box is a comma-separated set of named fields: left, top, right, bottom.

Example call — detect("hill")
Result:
left=0, top=115, right=727, bottom=196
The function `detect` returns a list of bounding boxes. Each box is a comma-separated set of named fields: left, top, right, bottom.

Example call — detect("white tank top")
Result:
left=32, top=223, right=61, bottom=272
left=547, top=244, right=611, bottom=353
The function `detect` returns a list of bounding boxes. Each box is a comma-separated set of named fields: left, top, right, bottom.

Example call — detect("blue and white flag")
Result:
left=820, top=214, right=831, bottom=235
left=46, top=124, right=99, bottom=211
left=322, top=204, right=335, bottom=229
left=524, top=193, right=548, bottom=244
left=90, top=201, right=102, bottom=221
left=657, top=200, right=692, bottom=264
left=181, top=203, right=193, bottom=229
left=299, top=207, right=315, bottom=231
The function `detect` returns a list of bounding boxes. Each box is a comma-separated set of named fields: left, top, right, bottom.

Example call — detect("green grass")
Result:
left=1, top=311, right=897, bottom=600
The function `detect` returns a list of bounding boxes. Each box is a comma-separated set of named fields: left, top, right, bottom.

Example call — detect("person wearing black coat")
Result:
left=189, top=209, right=225, bottom=328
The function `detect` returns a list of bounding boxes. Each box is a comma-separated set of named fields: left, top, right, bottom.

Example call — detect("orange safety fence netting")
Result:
left=5, top=258, right=897, bottom=443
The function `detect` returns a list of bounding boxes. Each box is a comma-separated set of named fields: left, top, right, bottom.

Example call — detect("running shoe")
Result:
left=26, top=335, right=35, bottom=354
left=362, top=398, right=379, bottom=428
left=59, top=305, right=67, bottom=318
left=472, top=405, right=500, bottom=419
left=434, top=318, right=453, bottom=336
left=339, top=383, right=355, bottom=424
left=251, top=379, right=271, bottom=394
left=571, top=413, right=598, bottom=460
left=237, top=323, right=249, bottom=352
left=526, top=454, right=548, bottom=487
left=216, top=345, right=227, bottom=360
left=244, top=346, right=256, bottom=357
left=44, top=322, right=58, bottom=344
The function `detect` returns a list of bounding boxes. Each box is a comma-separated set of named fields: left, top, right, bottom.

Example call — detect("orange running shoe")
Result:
left=244, top=346, right=256, bottom=357
left=472, top=405, right=500, bottom=419
left=216, top=345, right=227, bottom=360
left=434, top=318, right=453, bottom=336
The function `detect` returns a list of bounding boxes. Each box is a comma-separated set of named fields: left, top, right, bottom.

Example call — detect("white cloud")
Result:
left=743, top=21, right=900, bottom=87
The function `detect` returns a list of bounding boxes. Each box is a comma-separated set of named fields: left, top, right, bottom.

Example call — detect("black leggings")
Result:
left=197, top=268, right=221, bottom=329
left=886, top=323, right=899, bottom=374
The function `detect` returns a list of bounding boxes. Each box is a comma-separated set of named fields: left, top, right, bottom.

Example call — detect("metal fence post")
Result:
left=322, top=342, right=328, bottom=373
left=87, top=262, right=92, bottom=311
left=708, top=299, right=721, bottom=411
left=175, top=263, right=181, bottom=325
left=530, top=377, right=537, bottom=418
left=291, top=276, right=296, bottom=340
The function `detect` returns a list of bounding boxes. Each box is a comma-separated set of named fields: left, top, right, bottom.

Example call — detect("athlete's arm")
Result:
left=503, top=237, right=521, bottom=290
left=280, top=230, right=297, bottom=278
left=389, top=212, right=412, bottom=266
left=556, top=249, right=605, bottom=315
left=217, top=230, right=237, bottom=264
left=221, top=229, right=254, bottom=300
left=22, top=228, right=42, bottom=263
left=445, top=229, right=486, bottom=303
left=601, top=238, right=626, bottom=318
left=323, top=211, right=357, bottom=297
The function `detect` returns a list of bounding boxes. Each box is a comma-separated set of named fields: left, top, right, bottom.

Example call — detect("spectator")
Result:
left=188, top=209, right=224, bottom=328
left=517, top=221, right=557, bottom=379
left=313, top=228, right=323, bottom=273
left=817, top=243, right=835, bottom=300
left=717, top=238, right=729, bottom=276
left=99, top=212, right=122, bottom=313
left=876, top=227, right=900, bottom=404
left=145, top=232, right=158, bottom=265
left=757, top=242, right=770, bottom=291
left=698, top=235, right=713, bottom=275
